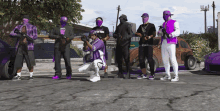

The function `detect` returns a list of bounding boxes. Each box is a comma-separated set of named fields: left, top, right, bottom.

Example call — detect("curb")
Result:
left=35, top=58, right=83, bottom=63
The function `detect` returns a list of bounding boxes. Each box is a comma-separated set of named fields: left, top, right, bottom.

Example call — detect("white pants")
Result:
left=78, top=59, right=104, bottom=76
left=161, top=39, right=178, bottom=77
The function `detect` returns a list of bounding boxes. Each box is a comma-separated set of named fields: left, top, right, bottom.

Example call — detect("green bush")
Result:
left=180, top=31, right=218, bottom=62
left=70, top=44, right=83, bottom=57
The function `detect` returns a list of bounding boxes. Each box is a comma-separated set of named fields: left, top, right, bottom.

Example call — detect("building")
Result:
left=208, top=26, right=218, bottom=36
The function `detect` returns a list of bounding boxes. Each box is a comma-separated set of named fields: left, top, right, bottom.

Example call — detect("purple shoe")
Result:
left=52, top=76, right=60, bottom=80
left=148, top=75, right=155, bottom=80
left=66, top=76, right=71, bottom=79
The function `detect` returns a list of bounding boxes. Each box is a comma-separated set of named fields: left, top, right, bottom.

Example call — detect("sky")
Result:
left=79, top=0, right=220, bottom=35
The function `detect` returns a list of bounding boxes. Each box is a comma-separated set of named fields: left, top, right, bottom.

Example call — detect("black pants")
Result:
left=54, top=47, right=72, bottom=77
left=139, top=45, right=155, bottom=75
left=14, top=45, right=36, bottom=70
left=116, top=43, right=130, bottom=73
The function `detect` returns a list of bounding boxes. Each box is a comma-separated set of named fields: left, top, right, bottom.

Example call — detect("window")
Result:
left=180, top=41, right=188, bottom=48
left=176, top=42, right=179, bottom=48
left=153, top=39, right=160, bottom=45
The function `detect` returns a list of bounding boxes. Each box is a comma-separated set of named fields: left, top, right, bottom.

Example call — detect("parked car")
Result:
left=0, top=39, right=16, bottom=79
left=126, top=37, right=197, bottom=72
left=203, top=51, right=220, bottom=72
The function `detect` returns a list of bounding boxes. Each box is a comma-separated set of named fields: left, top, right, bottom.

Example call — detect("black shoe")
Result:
left=104, top=72, right=108, bottom=78
left=124, top=72, right=130, bottom=79
left=29, top=77, right=33, bottom=80
left=114, top=72, right=124, bottom=78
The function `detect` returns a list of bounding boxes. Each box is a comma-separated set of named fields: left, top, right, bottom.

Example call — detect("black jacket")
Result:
left=114, top=22, right=133, bottom=47
left=49, top=25, right=74, bottom=48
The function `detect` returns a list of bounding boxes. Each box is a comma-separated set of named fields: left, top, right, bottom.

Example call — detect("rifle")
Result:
left=159, top=26, right=170, bottom=39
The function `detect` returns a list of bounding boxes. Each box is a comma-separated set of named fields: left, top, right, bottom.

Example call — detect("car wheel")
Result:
left=185, top=55, right=197, bottom=70
left=2, top=60, right=16, bottom=80
left=145, top=58, right=158, bottom=74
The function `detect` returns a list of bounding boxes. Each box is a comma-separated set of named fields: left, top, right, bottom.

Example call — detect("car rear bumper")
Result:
left=204, top=62, right=220, bottom=72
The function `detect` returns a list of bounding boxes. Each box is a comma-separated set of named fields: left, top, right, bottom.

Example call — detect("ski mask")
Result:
left=96, top=17, right=103, bottom=27
left=163, top=10, right=173, bottom=21
left=60, top=16, right=68, bottom=28
left=23, top=15, right=29, bottom=24
left=119, top=14, right=128, bottom=24
left=141, top=13, right=149, bottom=24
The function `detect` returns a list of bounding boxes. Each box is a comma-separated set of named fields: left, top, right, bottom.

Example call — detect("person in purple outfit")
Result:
left=92, top=17, right=110, bottom=78
left=9, top=15, right=38, bottom=80
left=49, top=16, right=75, bottom=80
left=78, top=30, right=107, bottom=82
left=157, top=10, right=180, bottom=82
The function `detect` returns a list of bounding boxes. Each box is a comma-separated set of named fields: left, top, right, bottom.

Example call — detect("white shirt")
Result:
left=157, top=21, right=180, bottom=38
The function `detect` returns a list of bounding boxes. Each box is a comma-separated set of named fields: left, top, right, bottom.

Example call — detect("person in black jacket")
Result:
left=135, top=13, right=156, bottom=80
left=49, top=16, right=74, bottom=80
left=113, top=14, right=133, bottom=79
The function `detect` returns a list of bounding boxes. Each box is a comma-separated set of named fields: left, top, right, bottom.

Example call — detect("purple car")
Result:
left=203, top=51, right=220, bottom=72
left=0, top=39, right=16, bottom=79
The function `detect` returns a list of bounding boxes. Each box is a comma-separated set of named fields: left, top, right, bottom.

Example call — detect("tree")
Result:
left=0, top=0, right=85, bottom=46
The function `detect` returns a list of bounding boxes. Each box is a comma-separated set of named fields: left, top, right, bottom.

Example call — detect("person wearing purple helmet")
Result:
left=135, top=13, right=156, bottom=80
left=91, top=17, right=110, bottom=78
left=78, top=30, right=107, bottom=82
left=157, top=10, right=180, bottom=82
left=10, top=15, right=38, bottom=80
left=49, top=16, right=75, bottom=80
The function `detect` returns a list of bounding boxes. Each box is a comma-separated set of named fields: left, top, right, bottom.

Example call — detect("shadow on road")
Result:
left=189, top=70, right=220, bottom=76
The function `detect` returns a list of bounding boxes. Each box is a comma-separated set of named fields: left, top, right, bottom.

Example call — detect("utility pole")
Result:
left=212, top=1, right=216, bottom=34
left=115, top=5, right=121, bottom=32
left=200, top=4, right=209, bottom=33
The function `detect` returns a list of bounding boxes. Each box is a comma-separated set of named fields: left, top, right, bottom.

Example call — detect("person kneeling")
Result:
left=78, top=30, right=107, bottom=82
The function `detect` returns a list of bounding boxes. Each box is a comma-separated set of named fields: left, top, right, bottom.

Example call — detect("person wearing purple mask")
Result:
left=91, top=17, right=110, bottom=78
left=157, top=10, right=180, bottom=82
left=9, top=15, right=38, bottom=80
left=135, top=13, right=156, bottom=80
left=49, top=16, right=75, bottom=80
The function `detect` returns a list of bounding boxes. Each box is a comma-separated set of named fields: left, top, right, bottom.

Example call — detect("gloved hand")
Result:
left=14, top=29, right=20, bottom=34
left=81, top=35, right=88, bottom=42
left=113, top=33, right=121, bottom=39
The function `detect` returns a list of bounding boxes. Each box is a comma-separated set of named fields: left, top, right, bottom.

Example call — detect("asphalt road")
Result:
left=1, top=62, right=220, bottom=111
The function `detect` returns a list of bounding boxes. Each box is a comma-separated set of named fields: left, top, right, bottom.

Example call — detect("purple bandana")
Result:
left=163, top=10, right=173, bottom=21
left=60, top=16, right=68, bottom=28
left=23, top=18, right=29, bottom=24
left=142, top=17, right=149, bottom=24
left=96, top=20, right=103, bottom=27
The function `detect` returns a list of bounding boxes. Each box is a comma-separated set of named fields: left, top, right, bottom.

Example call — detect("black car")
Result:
left=0, top=39, right=16, bottom=79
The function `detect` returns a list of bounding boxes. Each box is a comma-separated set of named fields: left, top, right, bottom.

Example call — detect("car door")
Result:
left=179, top=40, right=189, bottom=64
left=0, top=41, right=7, bottom=66
left=175, top=41, right=182, bottom=65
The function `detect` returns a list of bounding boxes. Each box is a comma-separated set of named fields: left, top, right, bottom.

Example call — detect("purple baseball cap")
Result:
left=89, top=30, right=96, bottom=35
left=163, top=10, right=174, bottom=16
left=141, top=13, right=149, bottom=18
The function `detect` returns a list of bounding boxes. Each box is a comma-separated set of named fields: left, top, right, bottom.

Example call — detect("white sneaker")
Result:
left=160, top=75, right=171, bottom=80
left=13, top=76, right=21, bottom=80
left=89, top=76, right=101, bottom=82
left=171, top=76, right=179, bottom=82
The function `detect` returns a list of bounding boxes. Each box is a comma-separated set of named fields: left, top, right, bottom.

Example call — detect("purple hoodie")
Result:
left=83, top=38, right=107, bottom=70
